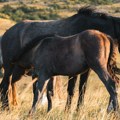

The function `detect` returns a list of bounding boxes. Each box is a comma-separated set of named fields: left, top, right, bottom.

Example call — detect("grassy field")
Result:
left=0, top=69, right=120, bottom=120
left=0, top=2, right=120, bottom=120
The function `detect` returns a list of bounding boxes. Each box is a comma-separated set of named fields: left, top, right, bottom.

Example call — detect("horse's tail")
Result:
left=107, top=35, right=119, bottom=84
left=12, top=34, right=54, bottom=63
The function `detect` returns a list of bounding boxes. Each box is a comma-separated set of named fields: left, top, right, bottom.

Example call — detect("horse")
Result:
left=0, top=6, right=120, bottom=111
left=0, top=37, right=3, bottom=77
left=12, top=30, right=119, bottom=114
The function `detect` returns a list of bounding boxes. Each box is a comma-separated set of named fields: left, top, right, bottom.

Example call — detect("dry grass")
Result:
left=0, top=70, right=120, bottom=120
left=0, top=18, right=15, bottom=36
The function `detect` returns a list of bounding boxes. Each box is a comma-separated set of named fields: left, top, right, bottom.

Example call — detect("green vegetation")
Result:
left=0, top=0, right=117, bottom=22
left=0, top=0, right=115, bottom=4
left=0, top=4, right=60, bottom=21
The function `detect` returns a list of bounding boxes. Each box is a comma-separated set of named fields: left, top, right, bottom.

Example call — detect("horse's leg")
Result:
left=107, top=82, right=119, bottom=112
left=65, top=75, right=77, bottom=111
left=0, top=65, right=13, bottom=109
left=46, top=77, right=54, bottom=112
left=32, top=76, right=57, bottom=112
left=86, top=54, right=118, bottom=112
left=29, top=73, right=49, bottom=115
left=92, top=66, right=118, bottom=112
left=77, top=69, right=91, bottom=111
left=11, top=65, right=25, bottom=106
left=31, top=78, right=38, bottom=111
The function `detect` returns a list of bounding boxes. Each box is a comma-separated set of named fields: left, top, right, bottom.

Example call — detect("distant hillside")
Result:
left=0, top=1, right=120, bottom=22
left=0, top=0, right=117, bottom=4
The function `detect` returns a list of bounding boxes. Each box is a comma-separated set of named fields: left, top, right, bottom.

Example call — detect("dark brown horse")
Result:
left=0, top=6, right=120, bottom=111
left=12, top=30, right=119, bottom=114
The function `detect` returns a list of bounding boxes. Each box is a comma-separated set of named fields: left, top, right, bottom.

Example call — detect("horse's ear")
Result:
left=77, top=6, right=95, bottom=15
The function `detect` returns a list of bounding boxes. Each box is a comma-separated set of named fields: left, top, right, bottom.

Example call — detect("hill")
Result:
left=0, top=1, right=120, bottom=22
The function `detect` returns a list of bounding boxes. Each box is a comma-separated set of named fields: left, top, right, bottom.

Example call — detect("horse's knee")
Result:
left=67, top=76, right=77, bottom=95
left=12, top=68, right=25, bottom=83
left=47, top=90, right=53, bottom=100
left=33, top=80, right=38, bottom=94
left=47, top=78, right=54, bottom=96
left=47, top=80, right=53, bottom=106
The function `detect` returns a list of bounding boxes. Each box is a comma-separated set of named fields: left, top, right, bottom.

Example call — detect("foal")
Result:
left=13, top=30, right=119, bottom=114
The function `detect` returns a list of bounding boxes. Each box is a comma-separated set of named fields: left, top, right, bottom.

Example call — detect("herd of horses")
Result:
left=0, top=6, right=120, bottom=115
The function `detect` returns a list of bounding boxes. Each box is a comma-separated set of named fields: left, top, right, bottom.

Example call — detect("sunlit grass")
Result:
left=0, top=18, right=15, bottom=35
left=0, top=65, right=120, bottom=120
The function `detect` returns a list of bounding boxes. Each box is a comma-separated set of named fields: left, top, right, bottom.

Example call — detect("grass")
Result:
left=0, top=18, right=15, bottom=35
left=0, top=70, right=120, bottom=120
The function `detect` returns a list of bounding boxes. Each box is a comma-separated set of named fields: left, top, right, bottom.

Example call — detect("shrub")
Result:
left=90, top=0, right=113, bottom=4
left=1, top=5, right=14, bottom=15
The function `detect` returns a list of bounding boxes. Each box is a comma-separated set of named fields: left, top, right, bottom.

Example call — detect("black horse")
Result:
left=0, top=6, right=120, bottom=111
left=12, top=30, right=119, bottom=114
left=0, top=37, right=3, bottom=77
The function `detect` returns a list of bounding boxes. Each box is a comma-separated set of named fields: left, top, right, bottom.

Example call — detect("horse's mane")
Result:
left=77, top=6, right=109, bottom=19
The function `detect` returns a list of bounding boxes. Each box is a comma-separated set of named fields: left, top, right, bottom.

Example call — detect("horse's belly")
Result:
left=63, top=62, right=88, bottom=75
left=54, top=55, right=88, bottom=76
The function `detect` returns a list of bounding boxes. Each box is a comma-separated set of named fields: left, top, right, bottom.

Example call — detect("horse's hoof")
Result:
left=28, top=109, right=35, bottom=117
